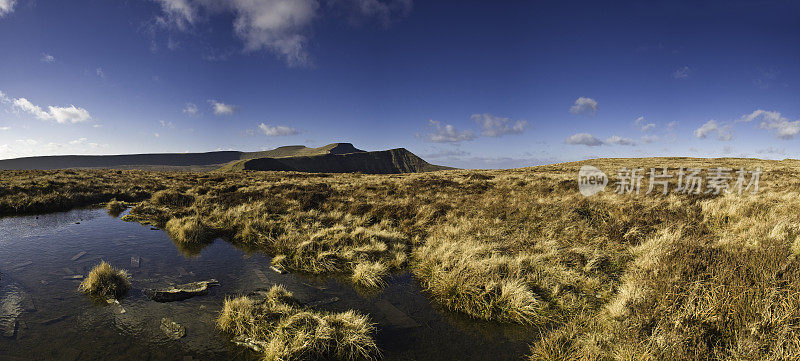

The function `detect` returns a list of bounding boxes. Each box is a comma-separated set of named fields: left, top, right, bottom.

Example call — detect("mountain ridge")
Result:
left=0, top=143, right=451, bottom=173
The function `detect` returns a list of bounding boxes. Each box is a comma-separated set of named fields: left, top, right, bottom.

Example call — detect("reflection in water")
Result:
left=0, top=209, right=534, bottom=360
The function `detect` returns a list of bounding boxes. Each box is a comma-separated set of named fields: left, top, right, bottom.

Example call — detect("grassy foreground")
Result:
left=3, top=157, right=800, bottom=359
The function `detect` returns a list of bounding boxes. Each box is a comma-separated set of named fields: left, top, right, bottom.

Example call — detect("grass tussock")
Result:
left=106, top=198, right=126, bottom=215
left=78, top=261, right=131, bottom=299
left=217, top=285, right=379, bottom=361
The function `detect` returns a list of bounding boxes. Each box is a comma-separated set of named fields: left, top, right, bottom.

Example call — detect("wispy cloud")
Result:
left=7, top=93, right=92, bottom=124
left=606, top=135, right=636, bottom=146
left=96, top=67, right=106, bottom=78
left=672, top=66, right=691, bottom=79
left=738, top=110, right=800, bottom=139
left=150, top=0, right=413, bottom=67
left=182, top=102, right=198, bottom=116
left=40, top=53, right=56, bottom=63
left=0, top=0, right=16, bottom=17
left=565, top=132, right=603, bottom=146
left=259, top=123, right=299, bottom=136
left=693, top=119, right=732, bottom=141
left=421, top=120, right=476, bottom=143
left=569, top=97, right=598, bottom=116
left=208, top=100, right=236, bottom=115
left=471, top=113, right=527, bottom=137
left=634, top=116, right=655, bottom=132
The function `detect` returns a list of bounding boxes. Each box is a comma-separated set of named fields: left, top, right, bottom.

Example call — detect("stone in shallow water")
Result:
left=0, top=283, right=29, bottom=338
left=70, top=251, right=86, bottom=261
left=130, top=256, right=140, bottom=268
left=160, top=317, right=186, bottom=340
left=374, top=299, right=420, bottom=328
left=144, top=279, right=219, bottom=302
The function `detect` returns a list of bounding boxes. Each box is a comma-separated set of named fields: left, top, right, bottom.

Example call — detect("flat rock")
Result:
left=160, top=318, right=186, bottom=340
left=374, top=299, right=419, bottom=328
left=70, top=251, right=87, bottom=261
left=145, top=279, right=219, bottom=302
left=38, top=315, right=69, bottom=325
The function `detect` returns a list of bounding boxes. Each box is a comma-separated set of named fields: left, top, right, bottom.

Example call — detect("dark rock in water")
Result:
left=160, top=317, right=186, bottom=340
left=144, top=279, right=219, bottom=302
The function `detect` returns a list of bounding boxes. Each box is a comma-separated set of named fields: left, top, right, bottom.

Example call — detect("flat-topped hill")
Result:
left=0, top=143, right=449, bottom=173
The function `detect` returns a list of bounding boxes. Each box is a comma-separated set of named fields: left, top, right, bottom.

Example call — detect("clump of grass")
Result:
left=217, top=284, right=379, bottom=361
left=78, top=261, right=131, bottom=299
left=351, top=261, right=388, bottom=288
left=165, top=215, right=217, bottom=244
left=151, top=189, right=195, bottom=207
left=106, top=198, right=126, bottom=216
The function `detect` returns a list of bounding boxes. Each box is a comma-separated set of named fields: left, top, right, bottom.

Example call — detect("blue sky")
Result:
left=0, top=0, right=798, bottom=168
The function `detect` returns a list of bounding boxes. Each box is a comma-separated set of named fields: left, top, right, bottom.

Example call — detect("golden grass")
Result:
left=106, top=198, right=126, bottom=216
left=6, top=157, right=800, bottom=359
left=78, top=261, right=131, bottom=299
left=217, top=285, right=379, bottom=361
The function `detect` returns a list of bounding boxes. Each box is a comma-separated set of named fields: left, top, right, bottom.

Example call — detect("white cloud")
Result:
left=666, top=121, right=678, bottom=132
left=41, top=53, right=56, bottom=63
left=606, top=135, right=636, bottom=146
left=640, top=134, right=659, bottom=143
left=154, top=0, right=197, bottom=31
left=154, top=132, right=160, bottom=138
left=756, top=147, right=786, bottom=155
left=182, top=102, right=199, bottom=116
left=0, top=90, right=8, bottom=103
left=12, top=98, right=51, bottom=120
left=634, top=116, right=655, bottom=132
left=0, top=126, right=10, bottom=130
left=258, top=123, right=299, bottom=136
left=471, top=113, right=527, bottom=137
left=0, top=0, right=16, bottom=17
left=422, top=119, right=476, bottom=143
left=209, top=100, right=236, bottom=115
left=338, top=0, right=413, bottom=25
left=151, top=0, right=412, bottom=67
left=672, top=66, right=691, bottom=79
left=96, top=67, right=106, bottom=78
left=8, top=94, right=93, bottom=124
left=68, top=138, right=88, bottom=145
left=160, top=120, right=175, bottom=128
left=693, top=119, right=732, bottom=141
left=738, top=110, right=800, bottom=139
left=16, top=138, right=38, bottom=146
left=565, top=133, right=603, bottom=146
left=422, top=148, right=469, bottom=159
left=569, top=97, right=598, bottom=116
left=231, top=0, right=319, bottom=67
left=49, top=105, right=92, bottom=124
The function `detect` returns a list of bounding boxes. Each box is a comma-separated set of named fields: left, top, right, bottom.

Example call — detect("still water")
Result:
left=0, top=209, right=533, bottom=360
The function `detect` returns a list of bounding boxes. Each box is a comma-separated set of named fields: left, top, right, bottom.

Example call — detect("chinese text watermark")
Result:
left=578, top=166, right=761, bottom=196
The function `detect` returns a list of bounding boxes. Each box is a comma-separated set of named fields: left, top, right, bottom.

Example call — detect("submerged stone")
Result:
left=145, top=279, right=219, bottom=302
left=160, top=317, right=186, bottom=340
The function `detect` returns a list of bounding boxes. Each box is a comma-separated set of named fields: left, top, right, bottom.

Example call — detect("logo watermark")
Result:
left=578, top=166, right=761, bottom=196
left=578, top=165, right=608, bottom=196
